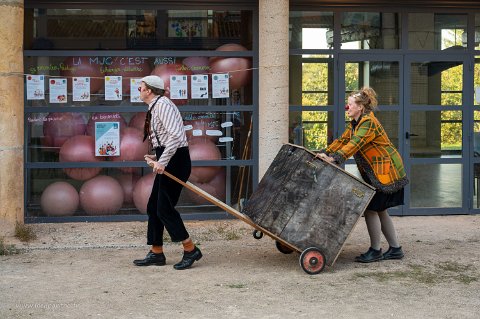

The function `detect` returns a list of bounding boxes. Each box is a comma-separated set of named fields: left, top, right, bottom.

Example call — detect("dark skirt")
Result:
left=367, top=188, right=404, bottom=212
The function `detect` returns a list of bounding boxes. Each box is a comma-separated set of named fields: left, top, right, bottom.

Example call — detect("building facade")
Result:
left=1, top=0, right=480, bottom=231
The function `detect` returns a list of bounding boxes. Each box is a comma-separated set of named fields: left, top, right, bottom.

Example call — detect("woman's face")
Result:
left=346, top=96, right=364, bottom=120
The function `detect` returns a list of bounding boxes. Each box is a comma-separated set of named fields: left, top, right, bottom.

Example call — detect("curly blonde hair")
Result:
left=349, top=87, right=378, bottom=113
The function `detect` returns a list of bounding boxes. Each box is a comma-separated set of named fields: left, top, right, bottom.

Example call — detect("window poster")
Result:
left=26, top=75, right=45, bottom=100
left=105, top=76, right=122, bottom=101
left=130, top=78, right=142, bottom=103
left=170, top=75, right=188, bottom=100
left=95, top=122, right=120, bottom=156
left=72, top=77, right=91, bottom=102
left=191, top=75, right=209, bottom=99
left=212, top=73, right=229, bottom=98
left=49, top=78, right=68, bottom=103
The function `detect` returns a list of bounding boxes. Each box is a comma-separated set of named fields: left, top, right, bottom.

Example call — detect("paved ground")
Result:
left=1, top=215, right=479, bottom=318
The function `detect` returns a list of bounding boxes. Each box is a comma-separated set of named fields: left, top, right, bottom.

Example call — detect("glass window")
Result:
left=289, top=11, right=334, bottom=49
left=410, top=61, right=463, bottom=106
left=476, top=14, right=480, bottom=50
left=408, top=13, right=467, bottom=50
left=341, top=12, right=401, bottom=49
left=475, top=56, right=480, bottom=106
left=289, top=111, right=333, bottom=151
left=25, top=9, right=253, bottom=50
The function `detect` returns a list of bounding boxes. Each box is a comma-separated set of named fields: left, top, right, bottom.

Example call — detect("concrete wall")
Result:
left=0, top=0, right=24, bottom=233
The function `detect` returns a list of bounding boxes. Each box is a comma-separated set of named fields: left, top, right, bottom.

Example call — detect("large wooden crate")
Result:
left=242, top=144, right=376, bottom=266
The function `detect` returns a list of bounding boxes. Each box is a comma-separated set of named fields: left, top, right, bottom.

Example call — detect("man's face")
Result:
left=139, top=82, right=150, bottom=102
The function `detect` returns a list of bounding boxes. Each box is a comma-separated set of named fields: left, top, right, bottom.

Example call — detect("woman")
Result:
left=316, top=87, right=408, bottom=263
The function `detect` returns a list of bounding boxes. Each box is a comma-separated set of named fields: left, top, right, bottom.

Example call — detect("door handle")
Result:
left=406, top=132, right=419, bottom=139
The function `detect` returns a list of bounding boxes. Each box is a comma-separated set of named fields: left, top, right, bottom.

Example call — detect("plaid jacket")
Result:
left=324, top=112, right=408, bottom=193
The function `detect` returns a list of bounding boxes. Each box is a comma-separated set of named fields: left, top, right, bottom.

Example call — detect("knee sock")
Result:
left=378, top=210, right=400, bottom=248
left=151, top=245, right=163, bottom=254
left=364, top=210, right=382, bottom=250
left=182, top=238, right=195, bottom=252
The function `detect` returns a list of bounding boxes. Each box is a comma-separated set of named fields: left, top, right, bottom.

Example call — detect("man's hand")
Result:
left=144, top=154, right=156, bottom=161
left=146, top=158, right=165, bottom=174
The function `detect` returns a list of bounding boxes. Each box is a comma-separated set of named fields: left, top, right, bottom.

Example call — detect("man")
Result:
left=133, top=75, right=202, bottom=270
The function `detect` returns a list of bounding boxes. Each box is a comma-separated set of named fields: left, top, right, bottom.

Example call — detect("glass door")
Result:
left=338, top=54, right=404, bottom=215
left=404, top=55, right=469, bottom=214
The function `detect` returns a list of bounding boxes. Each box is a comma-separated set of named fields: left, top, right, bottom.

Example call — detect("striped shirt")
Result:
left=147, top=96, right=188, bottom=166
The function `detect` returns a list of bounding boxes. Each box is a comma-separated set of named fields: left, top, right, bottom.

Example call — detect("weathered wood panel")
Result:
left=242, top=144, right=375, bottom=266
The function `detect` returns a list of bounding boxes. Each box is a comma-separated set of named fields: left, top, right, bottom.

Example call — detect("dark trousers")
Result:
left=147, top=146, right=191, bottom=246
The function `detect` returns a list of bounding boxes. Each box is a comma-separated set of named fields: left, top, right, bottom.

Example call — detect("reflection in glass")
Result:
left=474, top=56, right=480, bottom=106
left=410, top=164, right=462, bottom=208
left=408, top=13, right=467, bottom=50
left=344, top=61, right=399, bottom=105
left=289, top=11, right=334, bottom=50
left=476, top=14, right=480, bottom=50
left=341, top=12, right=400, bottom=49
left=410, top=111, right=462, bottom=158
left=410, top=62, right=463, bottom=106
left=473, top=111, right=480, bottom=157
left=289, top=111, right=333, bottom=151
left=474, top=164, right=480, bottom=208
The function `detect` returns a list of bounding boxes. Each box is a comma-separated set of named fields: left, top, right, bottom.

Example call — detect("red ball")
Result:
left=132, top=173, right=156, bottom=214
left=60, top=56, right=104, bottom=93
left=128, top=112, right=147, bottom=131
left=106, top=57, right=152, bottom=95
left=40, top=182, right=79, bottom=216
left=184, top=115, right=222, bottom=143
left=42, top=112, right=87, bottom=150
left=209, top=44, right=252, bottom=90
left=59, top=135, right=103, bottom=181
left=150, top=63, right=193, bottom=105
left=189, top=140, right=222, bottom=183
left=79, top=175, right=124, bottom=215
left=111, top=127, right=150, bottom=173
left=116, top=174, right=140, bottom=204
left=188, top=168, right=226, bottom=205
left=182, top=57, right=210, bottom=74
left=86, top=112, right=127, bottom=136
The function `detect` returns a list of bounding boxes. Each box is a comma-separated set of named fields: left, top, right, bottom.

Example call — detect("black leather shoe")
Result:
left=354, top=247, right=383, bottom=263
left=173, top=247, right=202, bottom=270
left=133, top=251, right=166, bottom=266
left=383, top=246, right=404, bottom=260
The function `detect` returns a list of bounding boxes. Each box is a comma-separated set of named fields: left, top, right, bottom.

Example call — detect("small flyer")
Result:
left=170, top=75, right=188, bottom=100
left=105, top=76, right=122, bottom=101
left=95, top=122, right=120, bottom=156
left=26, top=75, right=45, bottom=100
left=130, top=78, right=142, bottom=103
left=49, top=78, right=68, bottom=103
left=72, top=77, right=91, bottom=102
left=191, top=74, right=209, bottom=99
left=212, top=73, right=229, bottom=98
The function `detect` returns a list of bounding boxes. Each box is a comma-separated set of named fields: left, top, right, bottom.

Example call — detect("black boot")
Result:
left=354, top=247, right=383, bottom=263
left=383, top=246, right=404, bottom=260
left=173, top=246, right=202, bottom=270
left=133, top=251, right=166, bottom=266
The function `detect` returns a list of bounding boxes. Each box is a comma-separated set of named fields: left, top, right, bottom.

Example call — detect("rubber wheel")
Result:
left=299, top=247, right=326, bottom=275
left=252, top=230, right=263, bottom=239
left=275, top=241, right=294, bottom=254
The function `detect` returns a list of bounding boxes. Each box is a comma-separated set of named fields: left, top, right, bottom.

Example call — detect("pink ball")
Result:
left=79, top=175, right=124, bottom=215
left=112, top=127, right=150, bottom=173
left=132, top=173, right=156, bottom=214
left=116, top=174, right=140, bottom=204
left=209, top=44, right=252, bottom=90
left=182, top=57, right=210, bottom=74
left=40, top=182, right=79, bottom=216
left=184, top=116, right=221, bottom=143
left=107, top=57, right=152, bottom=95
left=128, top=112, right=147, bottom=131
left=188, top=168, right=226, bottom=205
left=59, top=135, right=103, bottom=181
left=189, top=140, right=222, bottom=183
left=60, top=56, right=104, bottom=93
left=150, top=63, right=193, bottom=105
left=42, top=112, right=87, bottom=149
left=86, top=112, right=127, bottom=136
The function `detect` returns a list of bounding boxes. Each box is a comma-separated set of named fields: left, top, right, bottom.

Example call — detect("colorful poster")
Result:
left=170, top=75, right=188, bottom=100
left=72, top=77, right=90, bottom=102
left=105, top=76, right=122, bottom=101
left=191, top=74, right=209, bottom=99
left=212, top=73, right=229, bottom=98
left=26, top=75, right=45, bottom=100
left=95, top=122, right=120, bottom=157
left=49, top=78, right=68, bottom=103
left=130, top=78, right=142, bottom=103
